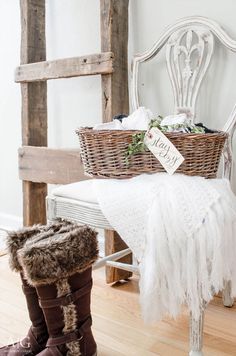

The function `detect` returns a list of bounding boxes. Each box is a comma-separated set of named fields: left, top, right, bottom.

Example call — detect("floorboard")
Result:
left=0, top=255, right=236, bottom=355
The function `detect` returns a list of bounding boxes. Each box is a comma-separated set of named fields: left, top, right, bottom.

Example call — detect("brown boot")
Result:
left=18, top=225, right=99, bottom=356
left=0, top=222, right=71, bottom=356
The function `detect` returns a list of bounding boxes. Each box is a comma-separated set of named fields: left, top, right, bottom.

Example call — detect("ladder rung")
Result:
left=15, top=52, right=114, bottom=83
left=18, top=146, right=87, bottom=184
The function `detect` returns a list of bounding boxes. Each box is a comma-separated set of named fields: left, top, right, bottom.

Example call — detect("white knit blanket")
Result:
left=93, top=173, right=236, bottom=322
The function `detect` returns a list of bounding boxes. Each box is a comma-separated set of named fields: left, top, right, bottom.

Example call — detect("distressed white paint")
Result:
left=131, top=17, right=236, bottom=354
left=1, top=1, right=236, bottom=222
left=0, top=4, right=235, bottom=354
left=48, top=15, right=236, bottom=355
left=189, top=307, right=205, bottom=355
left=93, top=248, right=132, bottom=270
left=166, top=27, right=214, bottom=119
left=131, top=16, right=236, bottom=189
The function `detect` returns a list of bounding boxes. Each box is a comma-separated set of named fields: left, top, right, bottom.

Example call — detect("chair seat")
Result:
left=47, top=180, right=112, bottom=229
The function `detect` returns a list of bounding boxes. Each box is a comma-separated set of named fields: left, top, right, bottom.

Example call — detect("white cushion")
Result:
left=48, top=180, right=111, bottom=229
left=51, top=180, right=98, bottom=204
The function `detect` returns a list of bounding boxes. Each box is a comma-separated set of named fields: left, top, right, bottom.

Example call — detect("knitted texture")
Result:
left=94, top=173, right=236, bottom=322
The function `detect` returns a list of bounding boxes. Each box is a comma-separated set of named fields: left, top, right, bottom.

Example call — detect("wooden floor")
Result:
left=0, top=230, right=7, bottom=256
left=0, top=255, right=236, bottom=355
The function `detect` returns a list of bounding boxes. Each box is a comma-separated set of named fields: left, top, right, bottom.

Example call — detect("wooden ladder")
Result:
left=16, top=0, right=131, bottom=283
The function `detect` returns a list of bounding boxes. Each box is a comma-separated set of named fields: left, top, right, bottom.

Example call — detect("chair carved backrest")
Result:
left=166, top=27, right=214, bottom=119
left=131, top=16, right=236, bottom=183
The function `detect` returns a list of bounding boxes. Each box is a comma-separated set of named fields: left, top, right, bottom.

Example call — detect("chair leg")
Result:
left=223, top=280, right=234, bottom=307
left=189, top=308, right=205, bottom=356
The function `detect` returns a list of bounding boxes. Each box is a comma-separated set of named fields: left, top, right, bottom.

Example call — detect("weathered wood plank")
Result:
left=19, top=146, right=87, bottom=184
left=100, top=0, right=129, bottom=122
left=15, top=52, right=114, bottom=82
left=100, top=0, right=131, bottom=283
left=23, top=182, right=47, bottom=225
left=105, top=230, right=133, bottom=283
left=20, top=0, right=46, bottom=65
left=20, top=0, right=47, bottom=226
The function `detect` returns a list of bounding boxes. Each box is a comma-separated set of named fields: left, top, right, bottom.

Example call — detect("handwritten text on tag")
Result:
left=144, top=128, right=185, bottom=175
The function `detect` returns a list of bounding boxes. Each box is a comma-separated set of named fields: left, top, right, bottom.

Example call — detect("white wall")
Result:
left=0, top=1, right=21, bottom=229
left=1, top=0, right=236, bottom=228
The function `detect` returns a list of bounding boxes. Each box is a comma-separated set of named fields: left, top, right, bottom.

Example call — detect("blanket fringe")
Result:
left=140, top=196, right=236, bottom=322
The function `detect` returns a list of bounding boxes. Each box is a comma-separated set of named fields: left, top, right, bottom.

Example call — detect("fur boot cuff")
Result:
left=7, top=221, right=71, bottom=272
left=18, top=225, right=98, bottom=286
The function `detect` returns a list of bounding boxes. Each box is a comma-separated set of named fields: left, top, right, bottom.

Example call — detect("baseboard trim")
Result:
left=0, top=212, right=23, bottom=231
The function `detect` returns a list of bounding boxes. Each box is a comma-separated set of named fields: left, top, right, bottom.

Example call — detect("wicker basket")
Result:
left=77, top=128, right=228, bottom=179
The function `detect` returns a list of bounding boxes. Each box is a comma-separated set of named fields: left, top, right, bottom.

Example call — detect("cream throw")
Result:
left=93, top=173, right=236, bottom=322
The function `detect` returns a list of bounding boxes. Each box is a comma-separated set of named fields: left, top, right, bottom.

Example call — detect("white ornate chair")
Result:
left=47, top=16, right=236, bottom=356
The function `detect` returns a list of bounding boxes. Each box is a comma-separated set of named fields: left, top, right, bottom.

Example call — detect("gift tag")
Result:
left=144, top=128, right=185, bottom=175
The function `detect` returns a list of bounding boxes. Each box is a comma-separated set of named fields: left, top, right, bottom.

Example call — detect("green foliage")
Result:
left=125, top=116, right=205, bottom=164
left=125, top=132, right=147, bottom=164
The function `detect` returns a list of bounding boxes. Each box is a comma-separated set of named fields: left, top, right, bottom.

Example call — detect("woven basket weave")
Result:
left=77, top=128, right=228, bottom=179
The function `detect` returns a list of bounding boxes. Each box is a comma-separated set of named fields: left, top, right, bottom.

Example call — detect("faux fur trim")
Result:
left=7, top=221, right=72, bottom=272
left=18, top=226, right=98, bottom=286
left=57, top=279, right=81, bottom=355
